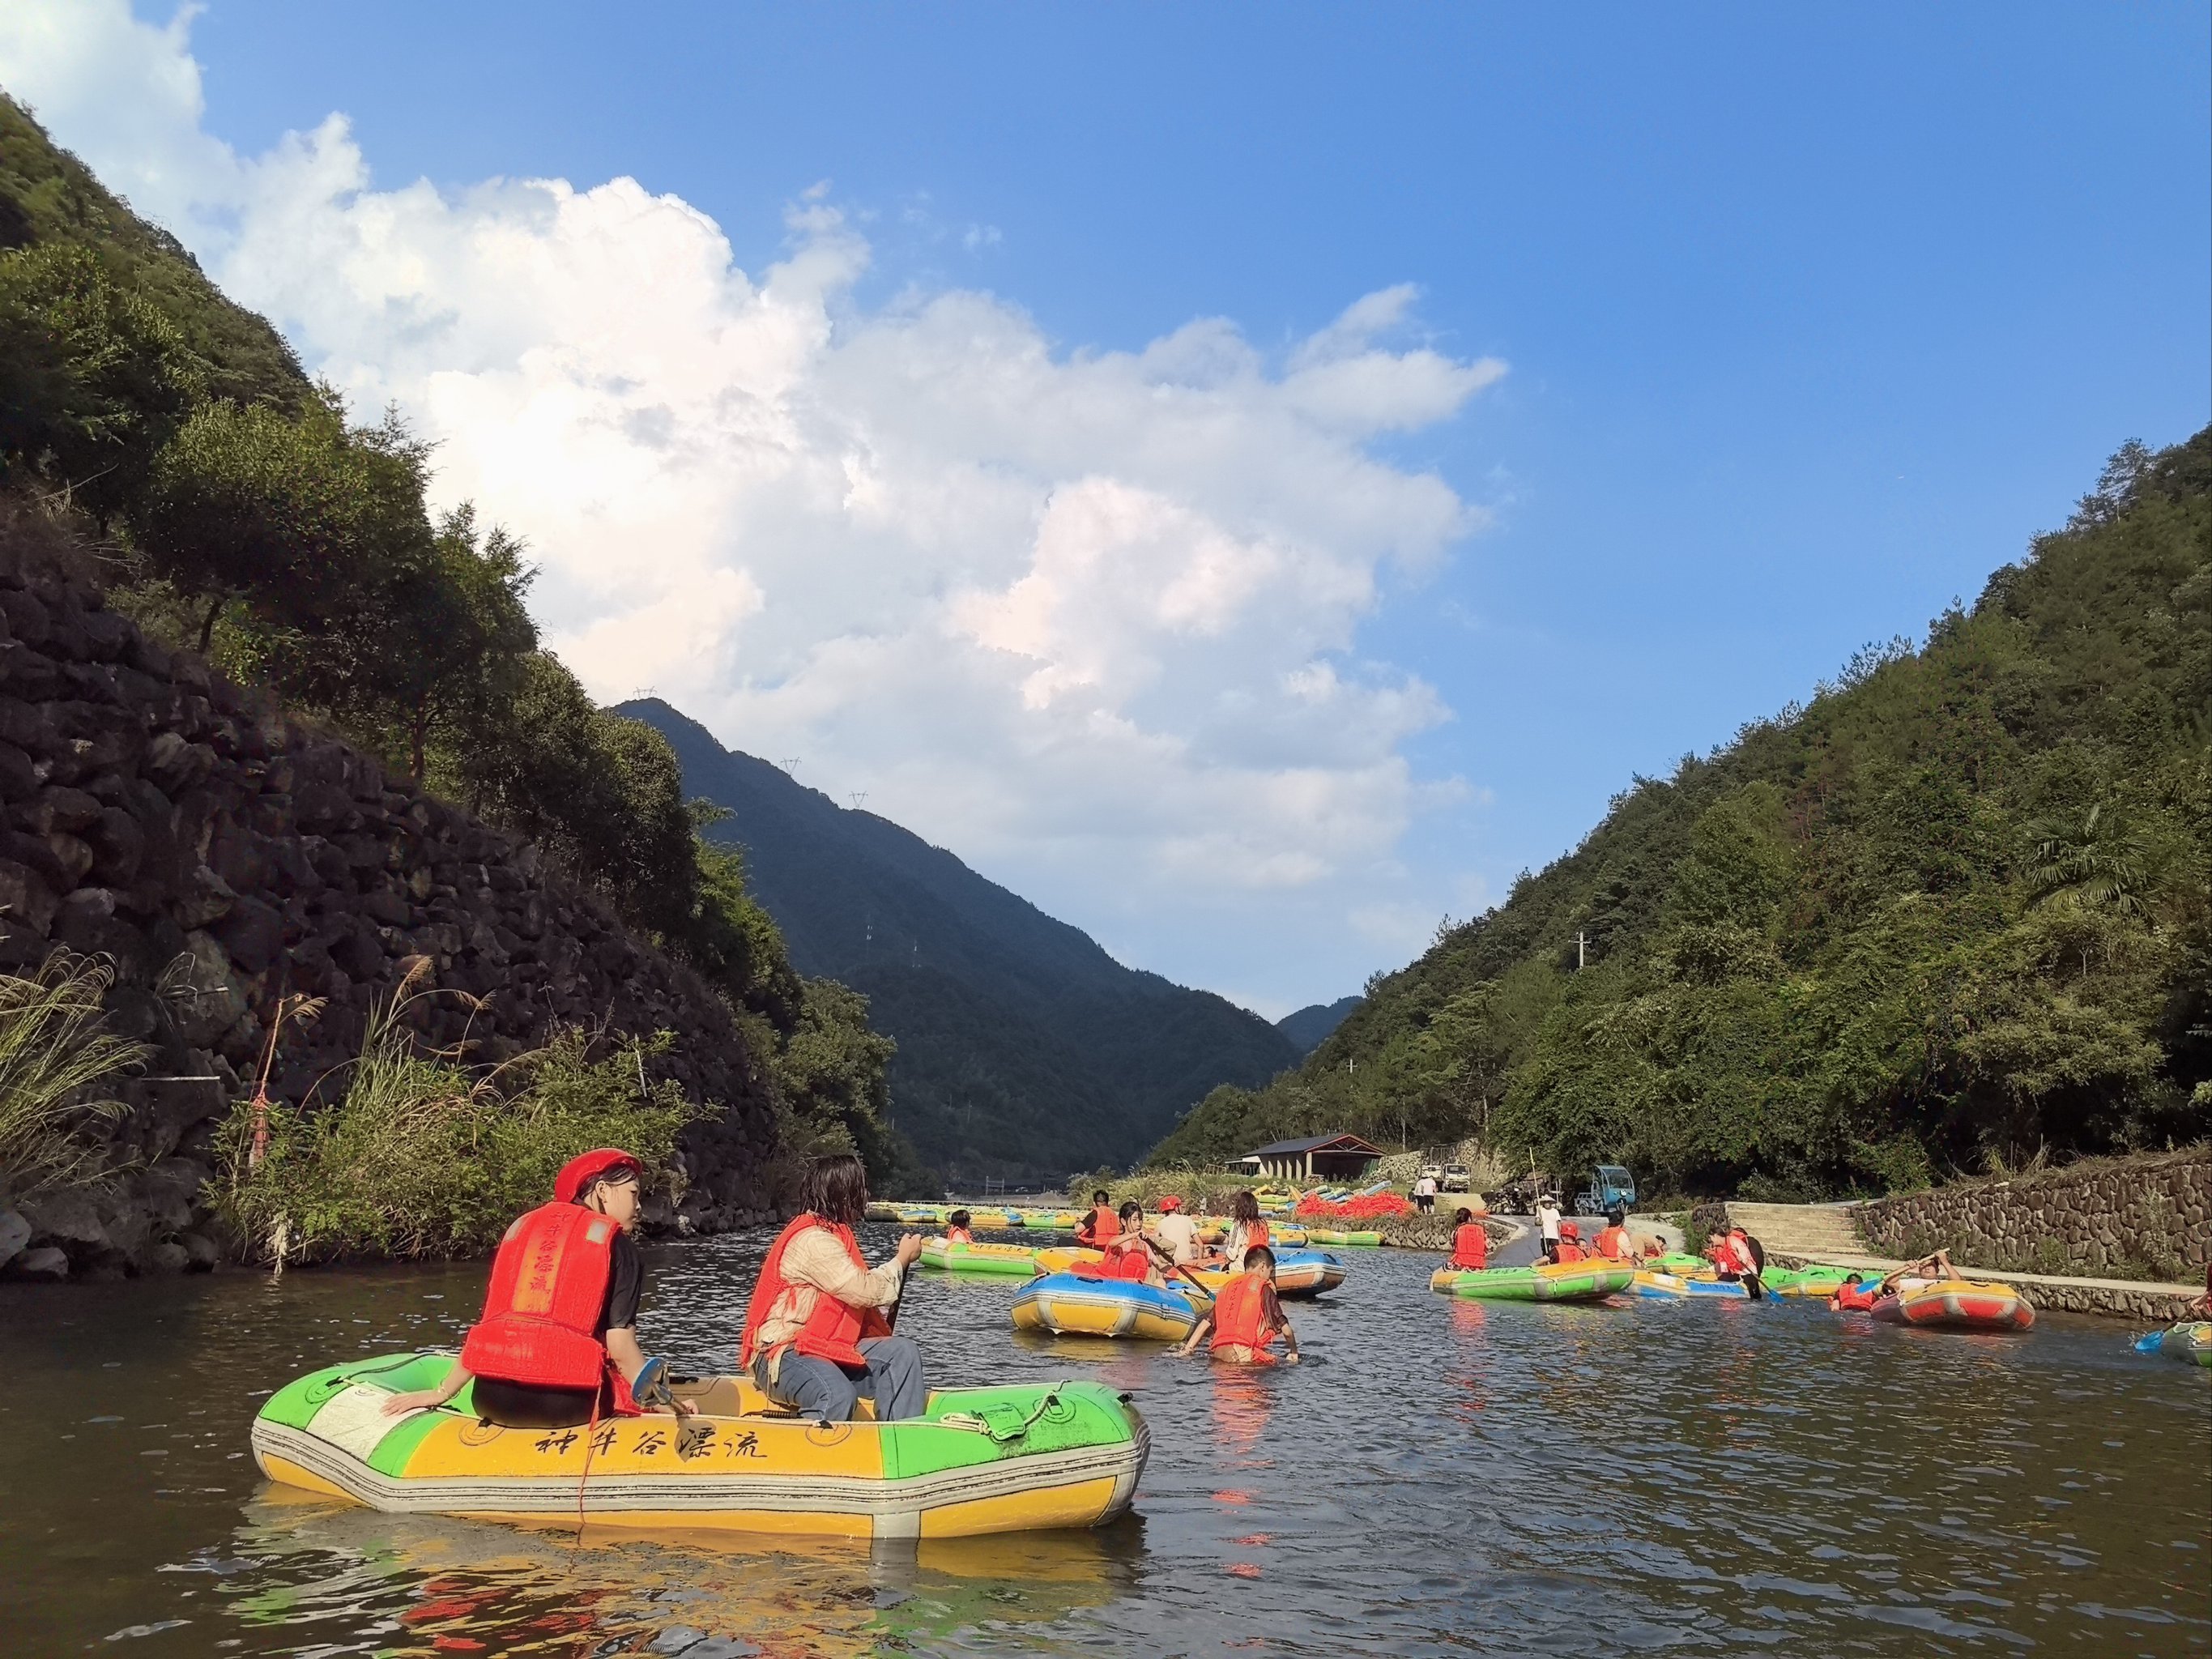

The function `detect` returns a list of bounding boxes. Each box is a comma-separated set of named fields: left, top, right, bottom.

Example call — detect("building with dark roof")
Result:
left=1232, top=1132, right=1385, bottom=1182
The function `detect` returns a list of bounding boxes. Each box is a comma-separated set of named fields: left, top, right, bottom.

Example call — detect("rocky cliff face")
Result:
left=0, top=541, right=778, bottom=1279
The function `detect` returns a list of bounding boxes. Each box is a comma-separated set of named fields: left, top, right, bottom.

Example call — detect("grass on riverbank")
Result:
left=0, top=953, right=149, bottom=1200
left=215, top=970, right=702, bottom=1264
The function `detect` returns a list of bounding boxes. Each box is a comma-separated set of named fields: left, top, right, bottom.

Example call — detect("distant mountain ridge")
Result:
left=620, top=701, right=1298, bottom=1182
left=1276, top=996, right=1362, bottom=1056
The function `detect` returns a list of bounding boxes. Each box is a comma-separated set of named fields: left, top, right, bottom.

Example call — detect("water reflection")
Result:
left=221, top=1487, right=1136, bottom=1657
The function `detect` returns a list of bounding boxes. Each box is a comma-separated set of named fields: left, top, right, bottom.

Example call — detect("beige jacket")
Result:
left=754, top=1223, right=906, bottom=1384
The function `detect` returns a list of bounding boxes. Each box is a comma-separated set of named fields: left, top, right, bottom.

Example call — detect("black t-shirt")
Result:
left=471, top=1226, right=645, bottom=1430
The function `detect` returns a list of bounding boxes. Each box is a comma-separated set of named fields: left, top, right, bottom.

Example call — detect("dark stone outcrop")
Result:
left=0, top=545, right=779, bottom=1276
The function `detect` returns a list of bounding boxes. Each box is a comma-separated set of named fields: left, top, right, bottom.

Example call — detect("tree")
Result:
left=0, top=242, right=204, bottom=525
left=139, top=390, right=437, bottom=649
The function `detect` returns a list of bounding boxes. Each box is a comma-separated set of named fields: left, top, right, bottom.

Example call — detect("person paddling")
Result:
left=1097, top=1201, right=1158, bottom=1282
left=380, top=1148, right=688, bottom=1426
left=1448, top=1207, right=1489, bottom=1271
left=1177, top=1246, right=1300, bottom=1366
left=1075, top=1189, right=1121, bottom=1249
left=740, top=1155, right=928, bottom=1422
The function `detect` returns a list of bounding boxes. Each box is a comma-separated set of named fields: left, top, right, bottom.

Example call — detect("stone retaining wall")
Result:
left=0, top=539, right=779, bottom=1280
left=1852, top=1149, right=2210, bottom=1284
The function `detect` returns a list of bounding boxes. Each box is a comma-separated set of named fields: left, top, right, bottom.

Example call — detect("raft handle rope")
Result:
left=936, top=1381, right=1072, bottom=1444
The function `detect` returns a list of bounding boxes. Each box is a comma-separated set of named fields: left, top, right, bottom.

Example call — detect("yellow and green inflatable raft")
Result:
left=251, top=1354, right=1149, bottom=1541
left=918, top=1239, right=1038, bottom=1275
left=1430, top=1260, right=1638, bottom=1303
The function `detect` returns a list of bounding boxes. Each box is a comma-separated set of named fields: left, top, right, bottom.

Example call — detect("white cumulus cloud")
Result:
left=0, top=0, right=1507, bottom=1007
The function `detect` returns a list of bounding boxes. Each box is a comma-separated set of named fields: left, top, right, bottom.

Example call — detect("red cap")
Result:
left=555, top=1148, right=643, bottom=1203
left=1558, top=1221, right=1581, bottom=1239
left=1158, top=1196, right=1183, bottom=1212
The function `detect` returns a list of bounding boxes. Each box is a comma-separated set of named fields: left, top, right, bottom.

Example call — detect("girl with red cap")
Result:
left=380, top=1148, right=687, bottom=1427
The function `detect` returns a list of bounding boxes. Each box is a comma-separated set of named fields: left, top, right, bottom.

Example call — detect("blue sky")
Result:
left=7, top=3, right=2208, bottom=1013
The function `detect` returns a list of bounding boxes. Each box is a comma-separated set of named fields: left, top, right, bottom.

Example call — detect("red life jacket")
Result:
left=460, top=1202, right=640, bottom=1414
left=1595, top=1225, right=1630, bottom=1260
left=1833, top=1279, right=1882, bottom=1311
left=1210, top=1272, right=1277, bottom=1357
left=1450, top=1223, right=1489, bottom=1270
left=739, top=1214, right=894, bottom=1371
left=1557, top=1239, right=1591, bottom=1264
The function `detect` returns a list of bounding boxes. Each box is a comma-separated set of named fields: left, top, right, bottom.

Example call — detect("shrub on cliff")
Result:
left=215, top=973, right=702, bottom=1263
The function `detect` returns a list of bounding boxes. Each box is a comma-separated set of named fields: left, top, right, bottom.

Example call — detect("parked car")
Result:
left=1571, top=1164, right=1637, bottom=1216
left=1441, top=1163, right=1471, bottom=1192
left=1417, top=1163, right=1446, bottom=1189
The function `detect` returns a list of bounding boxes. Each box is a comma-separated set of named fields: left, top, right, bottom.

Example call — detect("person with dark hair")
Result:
left=944, top=1209, right=974, bottom=1244
left=1221, top=1190, right=1270, bottom=1265
left=380, top=1149, right=688, bottom=1427
left=1594, top=1210, right=1634, bottom=1262
left=1449, top=1207, right=1489, bottom=1271
left=1075, top=1189, right=1121, bottom=1248
left=739, top=1155, right=927, bottom=1422
left=1177, top=1245, right=1299, bottom=1365
left=1097, top=1201, right=1159, bottom=1282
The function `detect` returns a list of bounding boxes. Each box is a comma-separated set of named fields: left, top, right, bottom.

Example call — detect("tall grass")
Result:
left=217, top=971, right=702, bottom=1264
left=0, top=952, right=149, bottom=1200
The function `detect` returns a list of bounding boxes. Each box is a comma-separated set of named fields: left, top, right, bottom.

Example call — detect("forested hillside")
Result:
left=624, top=701, right=1299, bottom=1183
left=0, top=93, right=919, bottom=1196
left=1151, top=432, right=2212, bottom=1201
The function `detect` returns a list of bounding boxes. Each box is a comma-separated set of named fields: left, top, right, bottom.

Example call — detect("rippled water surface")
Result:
left=3, top=1224, right=2207, bottom=1657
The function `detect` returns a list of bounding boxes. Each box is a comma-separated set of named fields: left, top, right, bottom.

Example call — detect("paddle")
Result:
left=1140, top=1235, right=1217, bottom=1303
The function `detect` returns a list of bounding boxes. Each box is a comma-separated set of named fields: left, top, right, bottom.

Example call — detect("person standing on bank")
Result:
left=1535, top=1192, right=1563, bottom=1263
left=380, top=1148, right=689, bottom=1426
left=739, top=1155, right=928, bottom=1422
left=1413, top=1171, right=1438, bottom=1214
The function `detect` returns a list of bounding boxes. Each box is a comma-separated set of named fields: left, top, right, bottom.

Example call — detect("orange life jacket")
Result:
left=945, top=1227, right=973, bottom=1244
left=1595, top=1225, right=1630, bottom=1261
left=1209, top=1271, right=1277, bottom=1357
left=1833, top=1279, right=1881, bottom=1311
left=739, top=1214, right=894, bottom=1371
left=460, top=1201, right=640, bottom=1414
left=1557, top=1239, right=1591, bottom=1264
left=1077, top=1205, right=1121, bottom=1246
left=1450, top=1223, right=1489, bottom=1270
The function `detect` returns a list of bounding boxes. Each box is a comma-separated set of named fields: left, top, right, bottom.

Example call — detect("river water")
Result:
left=3, top=1223, right=2207, bottom=1657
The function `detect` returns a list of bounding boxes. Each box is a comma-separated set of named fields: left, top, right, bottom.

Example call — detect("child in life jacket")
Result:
left=1448, top=1207, right=1490, bottom=1271
left=944, top=1210, right=974, bottom=1245
left=1176, top=1246, right=1300, bottom=1366
left=1554, top=1221, right=1592, bottom=1263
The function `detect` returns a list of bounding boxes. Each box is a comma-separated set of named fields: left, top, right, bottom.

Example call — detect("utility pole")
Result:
left=1575, top=931, right=1588, bottom=970
left=850, top=791, right=867, bottom=809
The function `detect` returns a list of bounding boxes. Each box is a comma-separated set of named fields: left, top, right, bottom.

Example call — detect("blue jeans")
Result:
left=758, top=1336, right=927, bottom=1422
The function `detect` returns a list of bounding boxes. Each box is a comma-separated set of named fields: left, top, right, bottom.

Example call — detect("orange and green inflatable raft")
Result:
left=251, top=1353, right=1149, bottom=1540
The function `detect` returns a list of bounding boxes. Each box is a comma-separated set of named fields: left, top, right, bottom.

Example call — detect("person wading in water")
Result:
left=380, top=1148, right=690, bottom=1426
left=1177, top=1246, right=1300, bottom=1366
left=739, top=1155, right=929, bottom=1422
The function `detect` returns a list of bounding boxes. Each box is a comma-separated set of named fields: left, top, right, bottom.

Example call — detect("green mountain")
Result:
left=620, top=700, right=1301, bottom=1184
left=1150, top=431, right=2212, bottom=1199
left=1276, top=996, right=1362, bottom=1056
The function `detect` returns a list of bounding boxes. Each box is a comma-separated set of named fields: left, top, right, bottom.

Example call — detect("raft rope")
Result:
left=936, top=1380, right=1071, bottom=1444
